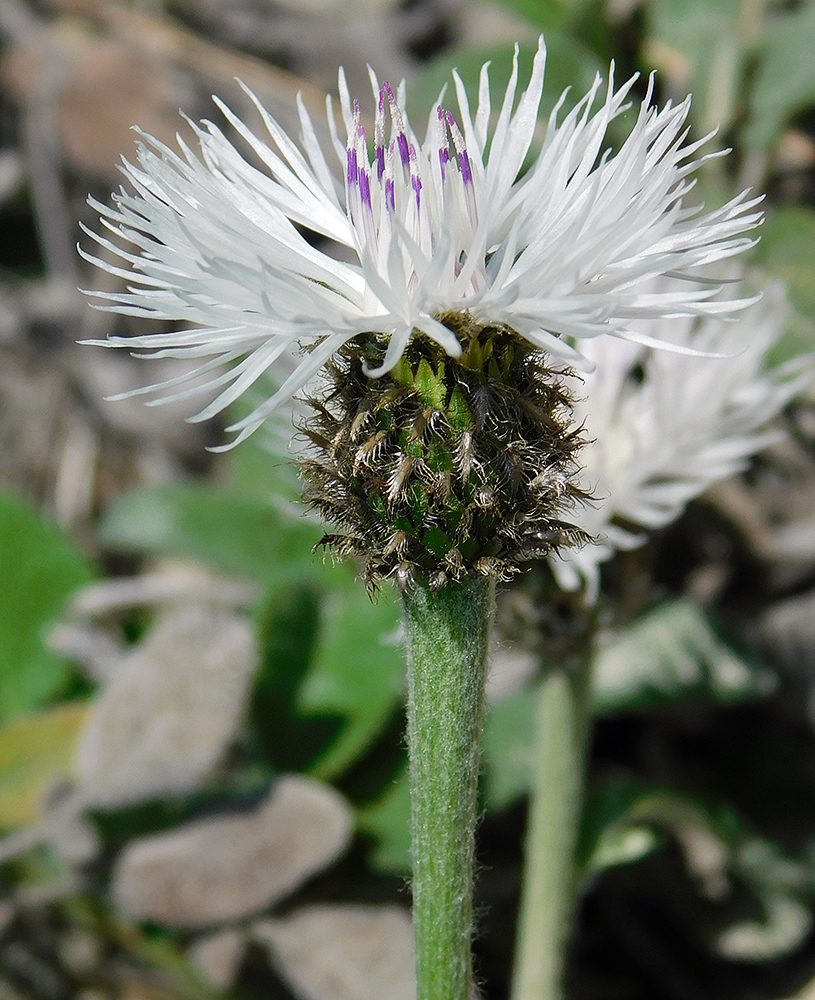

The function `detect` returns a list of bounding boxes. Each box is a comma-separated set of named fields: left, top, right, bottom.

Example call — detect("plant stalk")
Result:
left=511, top=656, right=593, bottom=1000
left=402, top=575, right=494, bottom=1000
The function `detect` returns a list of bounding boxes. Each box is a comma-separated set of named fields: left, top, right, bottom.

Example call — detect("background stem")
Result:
left=402, top=575, right=494, bottom=1000
left=511, top=656, right=593, bottom=1000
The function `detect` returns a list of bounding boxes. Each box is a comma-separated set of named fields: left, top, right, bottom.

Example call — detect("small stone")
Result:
left=75, top=606, right=257, bottom=807
left=59, top=930, right=103, bottom=976
left=112, top=776, right=353, bottom=928
left=255, top=904, right=415, bottom=1000
left=188, top=929, right=245, bottom=988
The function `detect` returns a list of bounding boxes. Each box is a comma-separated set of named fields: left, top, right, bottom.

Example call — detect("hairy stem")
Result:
left=511, top=657, right=593, bottom=1000
left=403, top=575, right=494, bottom=1000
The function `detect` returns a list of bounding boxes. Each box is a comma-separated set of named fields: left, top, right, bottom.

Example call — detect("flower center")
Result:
left=344, top=82, right=480, bottom=290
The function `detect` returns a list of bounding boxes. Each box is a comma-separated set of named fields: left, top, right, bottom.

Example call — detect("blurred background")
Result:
left=1, top=0, right=815, bottom=998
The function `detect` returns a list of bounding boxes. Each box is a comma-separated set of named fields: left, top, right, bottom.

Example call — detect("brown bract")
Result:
left=299, top=314, right=592, bottom=592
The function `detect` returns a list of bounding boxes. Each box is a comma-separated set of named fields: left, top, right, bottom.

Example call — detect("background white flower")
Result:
left=82, top=38, right=762, bottom=447
left=550, top=284, right=811, bottom=598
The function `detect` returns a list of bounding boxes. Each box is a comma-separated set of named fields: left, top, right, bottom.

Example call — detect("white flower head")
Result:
left=81, top=38, right=763, bottom=448
left=550, top=282, right=810, bottom=598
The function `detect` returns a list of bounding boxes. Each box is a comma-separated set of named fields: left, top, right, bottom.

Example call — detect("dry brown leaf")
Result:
left=112, top=776, right=353, bottom=927
left=1, top=19, right=193, bottom=175
left=255, top=903, right=415, bottom=1000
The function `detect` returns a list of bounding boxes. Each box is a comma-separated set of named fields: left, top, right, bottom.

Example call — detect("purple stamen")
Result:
left=438, top=147, right=449, bottom=181
left=459, top=149, right=473, bottom=187
left=382, top=81, right=411, bottom=172
left=347, top=147, right=358, bottom=187
left=375, top=146, right=386, bottom=180
left=397, top=132, right=410, bottom=169
left=385, top=177, right=395, bottom=212
left=412, top=173, right=422, bottom=208
left=359, top=168, right=371, bottom=209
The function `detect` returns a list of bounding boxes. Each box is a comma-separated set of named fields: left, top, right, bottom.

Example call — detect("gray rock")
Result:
left=75, top=605, right=257, bottom=807
left=255, top=904, right=415, bottom=1000
left=112, top=776, right=353, bottom=928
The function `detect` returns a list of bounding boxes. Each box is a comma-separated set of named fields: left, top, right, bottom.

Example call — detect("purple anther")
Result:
left=385, top=177, right=395, bottom=212
left=438, top=147, right=449, bottom=181
left=359, top=168, right=371, bottom=209
left=347, top=147, right=358, bottom=187
left=397, top=132, right=410, bottom=169
left=412, top=173, right=422, bottom=208
left=375, top=145, right=386, bottom=180
left=459, top=150, right=473, bottom=187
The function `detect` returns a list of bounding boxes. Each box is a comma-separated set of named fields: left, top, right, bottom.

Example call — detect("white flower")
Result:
left=550, top=284, right=809, bottom=598
left=82, top=37, right=762, bottom=448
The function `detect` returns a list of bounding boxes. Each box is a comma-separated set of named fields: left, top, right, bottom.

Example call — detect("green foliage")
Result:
left=644, top=0, right=752, bottom=136
left=753, top=206, right=815, bottom=363
left=100, top=483, right=318, bottom=586
left=644, top=0, right=815, bottom=154
left=251, top=583, right=342, bottom=773
left=483, top=599, right=774, bottom=810
left=0, top=492, right=96, bottom=721
left=102, top=481, right=405, bottom=784
left=482, top=685, right=537, bottom=812
left=405, top=33, right=604, bottom=141
left=578, top=778, right=815, bottom=960
left=591, top=598, right=775, bottom=716
left=299, top=584, right=404, bottom=779
left=357, top=768, right=412, bottom=874
left=745, top=0, right=815, bottom=150
left=0, top=701, right=89, bottom=829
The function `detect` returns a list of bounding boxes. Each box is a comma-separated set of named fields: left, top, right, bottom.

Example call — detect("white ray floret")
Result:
left=82, top=37, right=763, bottom=447
left=549, top=284, right=810, bottom=598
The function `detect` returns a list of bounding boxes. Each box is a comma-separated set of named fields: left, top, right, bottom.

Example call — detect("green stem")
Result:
left=511, top=656, right=593, bottom=1000
left=402, top=575, right=494, bottom=1000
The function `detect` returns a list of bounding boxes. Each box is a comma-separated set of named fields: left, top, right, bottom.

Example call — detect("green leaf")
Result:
left=578, top=778, right=670, bottom=878
left=0, top=702, right=89, bottom=829
left=484, top=0, right=569, bottom=32
left=579, top=777, right=815, bottom=961
left=221, top=427, right=301, bottom=507
left=0, top=492, right=96, bottom=720
left=587, top=825, right=661, bottom=874
left=251, top=583, right=343, bottom=772
left=752, top=206, right=815, bottom=362
left=357, top=767, right=412, bottom=875
left=644, top=0, right=754, bottom=137
left=592, top=598, right=776, bottom=716
left=483, top=599, right=774, bottom=809
left=299, top=579, right=405, bottom=780
left=482, top=687, right=537, bottom=811
left=745, top=0, right=815, bottom=151
left=405, top=35, right=603, bottom=141
left=485, top=0, right=613, bottom=60
left=99, top=484, right=319, bottom=586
